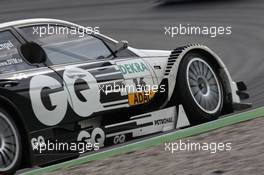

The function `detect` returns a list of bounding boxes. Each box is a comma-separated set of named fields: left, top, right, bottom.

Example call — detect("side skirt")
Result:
left=104, top=105, right=190, bottom=145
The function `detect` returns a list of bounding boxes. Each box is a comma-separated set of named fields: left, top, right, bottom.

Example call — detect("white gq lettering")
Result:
left=30, top=68, right=103, bottom=126
left=113, top=134, right=126, bottom=144
left=77, top=128, right=105, bottom=147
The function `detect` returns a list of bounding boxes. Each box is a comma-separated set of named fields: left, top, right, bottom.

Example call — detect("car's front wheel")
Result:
left=0, top=108, right=22, bottom=174
left=177, top=52, right=224, bottom=125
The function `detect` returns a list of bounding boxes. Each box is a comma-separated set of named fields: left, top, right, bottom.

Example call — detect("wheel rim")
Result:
left=0, top=112, right=19, bottom=172
left=186, top=58, right=222, bottom=114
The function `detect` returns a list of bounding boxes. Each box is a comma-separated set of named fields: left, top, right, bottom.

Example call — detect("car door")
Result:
left=0, top=28, right=68, bottom=131
left=17, top=24, right=131, bottom=122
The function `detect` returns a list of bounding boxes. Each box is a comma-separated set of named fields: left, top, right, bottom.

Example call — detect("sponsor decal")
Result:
left=105, top=107, right=176, bottom=139
left=154, top=117, right=173, bottom=125
left=128, top=91, right=155, bottom=106
left=31, top=136, right=45, bottom=150
left=127, top=77, right=156, bottom=105
left=0, top=40, right=14, bottom=50
left=77, top=128, right=105, bottom=148
left=0, top=58, right=23, bottom=67
left=118, top=62, right=149, bottom=75
left=13, top=73, right=28, bottom=80
left=113, top=134, right=126, bottom=144
left=30, top=67, right=103, bottom=126
left=29, top=64, right=154, bottom=126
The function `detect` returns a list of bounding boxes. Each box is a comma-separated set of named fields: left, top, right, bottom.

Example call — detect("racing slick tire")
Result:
left=0, top=108, right=22, bottom=174
left=177, top=52, right=224, bottom=125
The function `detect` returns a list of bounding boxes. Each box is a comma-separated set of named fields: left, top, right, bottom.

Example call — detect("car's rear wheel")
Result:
left=0, top=109, right=22, bottom=174
left=177, top=52, right=224, bottom=124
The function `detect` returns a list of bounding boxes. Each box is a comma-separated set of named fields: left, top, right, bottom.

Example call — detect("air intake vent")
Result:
left=164, top=46, right=186, bottom=76
left=164, top=44, right=200, bottom=76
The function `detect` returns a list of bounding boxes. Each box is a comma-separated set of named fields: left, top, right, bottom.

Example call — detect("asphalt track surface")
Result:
left=0, top=0, right=263, bottom=174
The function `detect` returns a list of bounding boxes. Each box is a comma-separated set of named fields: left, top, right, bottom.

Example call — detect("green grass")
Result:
left=22, top=107, right=264, bottom=175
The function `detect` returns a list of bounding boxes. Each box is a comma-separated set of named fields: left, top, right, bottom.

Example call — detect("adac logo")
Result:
left=118, top=62, right=149, bottom=75
left=128, top=91, right=155, bottom=106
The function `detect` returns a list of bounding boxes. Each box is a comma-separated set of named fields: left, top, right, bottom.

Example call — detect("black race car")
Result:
left=0, top=19, right=250, bottom=174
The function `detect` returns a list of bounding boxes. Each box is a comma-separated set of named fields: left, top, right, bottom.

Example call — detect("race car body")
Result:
left=0, top=19, right=250, bottom=174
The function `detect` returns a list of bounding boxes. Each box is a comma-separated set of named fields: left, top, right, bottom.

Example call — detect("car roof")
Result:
left=0, top=18, right=119, bottom=45
left=0, top=18, right=76, bottom=29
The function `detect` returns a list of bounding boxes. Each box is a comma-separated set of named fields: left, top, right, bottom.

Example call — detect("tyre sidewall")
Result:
left=0, top=108, right=22, bottom=174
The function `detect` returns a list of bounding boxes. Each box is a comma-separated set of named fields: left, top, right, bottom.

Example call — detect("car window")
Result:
left=19, top=25, right=113, bottom=65
left=0, top=30, right=34, bottom=74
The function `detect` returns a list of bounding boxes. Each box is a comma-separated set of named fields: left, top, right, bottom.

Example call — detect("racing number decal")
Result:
left=116, top=59, right=156, bottom=106
left=30, top=68, right=103, bottom=126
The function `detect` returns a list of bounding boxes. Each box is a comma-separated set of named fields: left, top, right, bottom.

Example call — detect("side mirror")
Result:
left=115, top=40, right=128, bottom=53
left=20, top=42, right=47, bottom=64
